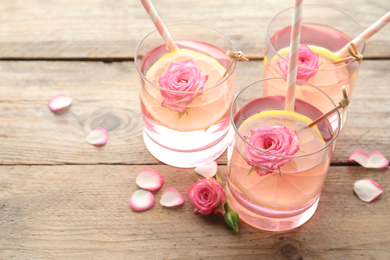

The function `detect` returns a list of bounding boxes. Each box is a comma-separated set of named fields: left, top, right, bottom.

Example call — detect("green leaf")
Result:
left=215, top=173, right=223, bottom=185
left=178, top=110, right=189, bottom=121
left=225, top=200, right=233, bottom=212
left=224, top=211, right=239, bottom=233
left=224, top=201, right=239, bottom=233
left=248, top=166, right=256, bottom=176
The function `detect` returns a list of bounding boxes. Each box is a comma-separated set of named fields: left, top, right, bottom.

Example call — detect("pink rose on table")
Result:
left=158, top=60, right=208, bottom=113
left=244, top=125, right=300, bottom=176
left=277, top=44, right=319, bottom=85
left=186, top=178, right=226, bottom=215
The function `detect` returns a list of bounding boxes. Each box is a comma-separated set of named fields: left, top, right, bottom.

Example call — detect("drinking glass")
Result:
left=226, top=77, right=341, bottom=231
left=135, top=23, right=236, bottom=168
left=263, top=4, right=365, bottom=125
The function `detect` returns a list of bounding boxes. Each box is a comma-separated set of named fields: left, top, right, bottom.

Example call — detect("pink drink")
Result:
left=264, top=24, right=361, bottom=123
left=264, top=2, right=365, bottom=128
left=136, top=24, right=236, bottom=168
left=227, top=94, right=338, bottom=231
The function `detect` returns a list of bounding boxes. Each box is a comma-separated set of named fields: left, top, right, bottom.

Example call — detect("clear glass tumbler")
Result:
left=135, top=23, right=236, bottom=168
left=226, top=77, right=341, bottom=231
left=263, top=4, right=365, bottom=126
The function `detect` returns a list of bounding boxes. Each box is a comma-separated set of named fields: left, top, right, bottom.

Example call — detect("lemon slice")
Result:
left=309, top=45, right=342, bottom=61
left=268, top=44, right=350, bottom=89
left=145, top=49, right=226, bottom=87
left=232, top=110, right=330, bottom=209
left=278, top=45, right=342, bottom=62
left=141, top=49, right=230, bottom=132
left=238, top=110, right=325, bottom=147
left=234, top=110, right=326, bottom=208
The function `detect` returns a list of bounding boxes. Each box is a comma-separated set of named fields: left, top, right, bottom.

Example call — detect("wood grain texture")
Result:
left=0, top=1, right=389, bottom=259
left=0, top=165, right=389, bottom=259
left=0, top=0, right=388, bottom=59
left=0, top=60, right=389, bottom=165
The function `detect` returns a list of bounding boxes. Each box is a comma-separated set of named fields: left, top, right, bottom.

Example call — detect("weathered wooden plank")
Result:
left=0, top=0, right=388, bottom=59
left=0, top=165, right=389, bottom=259
left=0, top=60, right=389, bottom=165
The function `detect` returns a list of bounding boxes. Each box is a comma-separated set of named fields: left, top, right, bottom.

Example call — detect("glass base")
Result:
left=143, top=130, right=228, bottom=168
left=226, top=185, right=319, bottom=231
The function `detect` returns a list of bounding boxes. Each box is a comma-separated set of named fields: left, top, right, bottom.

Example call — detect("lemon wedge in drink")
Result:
left=141, top=49, right=231, bottom=132
left=277, top=45, right=341, bottom=62
left=145, top=49, right=226, bottom=87
left=234, top=110, right=327, bottom=209
left=266, top=44, right=350, bottom=88
left=238, top=110, right=325, bottom=148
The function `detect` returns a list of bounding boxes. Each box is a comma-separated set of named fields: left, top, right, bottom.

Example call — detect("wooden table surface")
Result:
left=1, top=0, right=389, bottom=259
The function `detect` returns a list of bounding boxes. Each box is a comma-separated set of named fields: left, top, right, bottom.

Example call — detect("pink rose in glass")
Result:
left=244, top=125, right=300, bottom=176
left=277, top=44, right=319, bottom=85
left=186, top=178, right=226, bottom=215
left=158, top=60, right=208, bottom=113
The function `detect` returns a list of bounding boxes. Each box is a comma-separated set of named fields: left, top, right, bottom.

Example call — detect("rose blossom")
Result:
left=244, top=125, right=300, bottom=176
left=186, top=178, right=226, bottom=215
left=158, top=60, right=208, bottom=113
left=277, top=44, right=319, bottom=85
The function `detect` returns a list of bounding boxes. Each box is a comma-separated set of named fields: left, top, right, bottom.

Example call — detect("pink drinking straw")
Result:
left=284, top=0, right=304, bottom=112
left=336, top=11, right=390, bottom=57
left=140, top=0, right=179, bottom=52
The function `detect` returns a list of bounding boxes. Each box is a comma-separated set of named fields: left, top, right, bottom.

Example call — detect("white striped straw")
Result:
left=336, top=11, right=390, bottom=57
left=140, top=0, right=179, bottom=52
left=285, top=0, right=303, bottom=112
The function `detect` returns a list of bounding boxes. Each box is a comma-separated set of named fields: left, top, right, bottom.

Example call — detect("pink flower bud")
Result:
left=158, top=60, right=208, bottom=113
left=277, top=44, right=319, bottom=85
left=186, top=178, right=226, bottom=215
left=244, top=125, right=300, bottom=176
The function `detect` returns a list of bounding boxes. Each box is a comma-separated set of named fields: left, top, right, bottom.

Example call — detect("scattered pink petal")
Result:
left=194, top=161, right=217, bottom=178
left=160, top=187, right=184, bottom=207
left=129, top=190, right=155, bottom=211
left=48, top=94, right=72, bottom=111
left=86, top=127, right=109, bottom=145
left=136, top=168, right=164, bottom=191
left=354, top=179, right=383, bottom=202
left=349, top=150, right=389, bottom=168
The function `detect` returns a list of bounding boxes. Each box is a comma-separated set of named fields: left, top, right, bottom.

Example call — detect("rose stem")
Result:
left=309, top=86, right=349, bottom=128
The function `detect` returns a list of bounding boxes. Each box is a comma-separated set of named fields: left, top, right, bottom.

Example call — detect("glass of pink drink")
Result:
left=135, top=23, right=236, bottom=168
left=263, top=4, right=365, bottom=126
left=226, top=78, right=341, bottom=231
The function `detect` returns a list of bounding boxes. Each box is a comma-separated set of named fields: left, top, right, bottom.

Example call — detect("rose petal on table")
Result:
left=366, top=151, right=389, bottom=168
left=136, top=168, right=164, bottom=191
left=160, top=187, right=184, bottom=207
left=354, top=179, right=383, bottom=202
left=348, top=150, right=370, bottom=166
left=129, top=190, right=155, bottom=211
left=86, top=127, right=109, bottom=145
left=194, top=161, right=217, bottom=178
left=349, top=150, right=389, bottom=168
left=48, top=94, right=72, bottom=111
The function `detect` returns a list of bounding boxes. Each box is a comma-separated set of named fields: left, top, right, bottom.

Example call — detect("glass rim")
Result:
left=230, top=77, right=341, bottom=159
left=134, top=22, right=237, bottom=94
left=266, top=4, right=366, bottom=72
